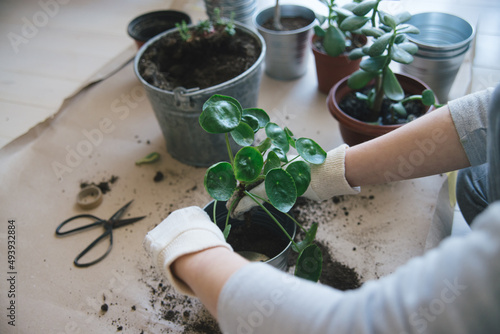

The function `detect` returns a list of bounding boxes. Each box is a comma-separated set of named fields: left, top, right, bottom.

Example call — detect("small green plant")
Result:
left=199, top=94, right=327, bottom=282
left=175, top=20, right=191, bottom=41
left=174, top=9, right=236, bottom=42
left=343, top=2, right=439, bottom=123
left=314, top=0, right=371, bottom=57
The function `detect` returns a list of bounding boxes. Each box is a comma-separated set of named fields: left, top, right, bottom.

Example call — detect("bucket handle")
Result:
left=173, top=87, right=199, bottom=111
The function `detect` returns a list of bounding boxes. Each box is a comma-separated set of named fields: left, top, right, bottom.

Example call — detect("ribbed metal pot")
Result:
left=254, top=5, right=316, bottom=80
left=401, top=12, right=475, bottom=103
left=204, top=200, right=296, bottom=271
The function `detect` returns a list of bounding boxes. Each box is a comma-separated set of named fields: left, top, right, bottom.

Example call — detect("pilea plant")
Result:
left=340, top=1, right=439, bottom=123
left=199, top=94, right=327, bottom=282
left=313, top=0, right=370, bottom=57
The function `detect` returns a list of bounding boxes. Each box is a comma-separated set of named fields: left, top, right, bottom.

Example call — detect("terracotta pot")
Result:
left=327, top=73, right=435, bottom=146
left=312, top=34, right=367, bottom=94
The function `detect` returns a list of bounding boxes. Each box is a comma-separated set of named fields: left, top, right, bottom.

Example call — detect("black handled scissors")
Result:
left=55, top=200, right=146, bottom=267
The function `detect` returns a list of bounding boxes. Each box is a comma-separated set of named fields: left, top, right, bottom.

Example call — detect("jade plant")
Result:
left=314, top=0, right=371, bottom=57
left=341, top=1, right=439, bottom=123
left=199, top=94, right=327, bottom=282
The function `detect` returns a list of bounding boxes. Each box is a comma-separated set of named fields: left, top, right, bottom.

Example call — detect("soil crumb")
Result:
left=80, top=175, right=118, bottom=194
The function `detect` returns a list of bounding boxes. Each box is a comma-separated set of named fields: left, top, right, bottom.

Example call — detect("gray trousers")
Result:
left=457, top=84, right=500, bottom=225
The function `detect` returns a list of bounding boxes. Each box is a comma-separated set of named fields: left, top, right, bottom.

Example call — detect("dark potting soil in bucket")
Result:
left=137, top=26, right=261, bottom=91
left=227, top=211, right=290, bottom=260
left=261, top=16, right=312, bottom=31
left=206, top=201, right=294, bottom=263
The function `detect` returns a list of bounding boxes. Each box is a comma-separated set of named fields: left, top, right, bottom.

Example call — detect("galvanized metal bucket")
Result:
left=204, top=0, right=257, bottom=26
left=254, top=5, right=316, bottom=80
left=204, top=200, right=296, bottom=271
left=401, top=12, right=475, bottom=103
left=134, top=23, right=266, bottom=167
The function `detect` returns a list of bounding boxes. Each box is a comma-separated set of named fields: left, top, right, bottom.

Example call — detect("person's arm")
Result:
left=345, top=104, right=470, bottom=187
left=171, top=246, right=248, bottom=317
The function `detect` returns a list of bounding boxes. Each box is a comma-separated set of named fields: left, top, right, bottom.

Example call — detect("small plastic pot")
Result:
left=127, top=10, right=191, bottom=48
left=204, top=200, right=296, bottom=271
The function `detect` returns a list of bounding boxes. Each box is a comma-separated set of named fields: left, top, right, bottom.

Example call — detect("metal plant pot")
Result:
left=134, top=23, right=266, bottom=167
left=401, top=12, right=475, bottom=103
left=204, top=200, right=296, bottom=271
left=204, top=0, right=257, bottom=26
left=254, top=5, right=316, bottom=80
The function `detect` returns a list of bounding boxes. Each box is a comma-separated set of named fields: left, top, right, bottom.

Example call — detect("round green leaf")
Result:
left=265, top=122, right=289, bottom=154
left=242, top=108, right=270, bottom=129
left=347, top=69, right=376, bottom=90
left=265, top=169, right=297, bottom=213
left=204, top=162, right=236, bottom=201
left=422, top=89, right=436, bottom=106
left=296, top=138, right=327, bottom=165
left=234, top=146, right=264, bottom=182
left=286, top=161, right=311, bottom=197
left=294, top=244, right=323, bottom=282
left=351, top=0, right=377, bottom=16
left=292, top=222, right=318, bottom=253
left=199, top=95, right=242, bottom=134
left=230, top=122, right=254, bottom=146
left=241, top=114, right=260, bottom=133
left=339, top=15, right=370, bottom=31
left=264, top=150, right=281, bottom=175
left=271, top=147, right=287, bottom=163
left=383, top=67, right=404, bottom=101
left=284, top=127, right=296, bottom=148
left=390, top=44, right=414, bottom=64
left=324, top=26, right=346, bottom=57
left=256, top=137, right=272, bottom=153
left=360, top=55, right=387, bottom=73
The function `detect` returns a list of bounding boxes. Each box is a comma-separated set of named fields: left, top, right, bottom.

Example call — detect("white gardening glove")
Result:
left=231, top=144, right=360, bottom=218
left=143, top=206, right=233, bottom=296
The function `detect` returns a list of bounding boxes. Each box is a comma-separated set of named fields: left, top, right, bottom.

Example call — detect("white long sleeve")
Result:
left=217, top=201, right=500, bottom=334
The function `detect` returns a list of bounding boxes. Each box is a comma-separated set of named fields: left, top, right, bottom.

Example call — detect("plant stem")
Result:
left=225, top=133, right=234, bottom=165
left=244, top=190, right=298, bottom=248
left=273, top=0, right=283, bottom=30
left=284, top=211, right=308, bottom=234
left=371, top=0, right=381, bottom=27
left=373, top=32, right=397, bottom=116
left=251, top=191, right=308, bottom=235
left=225, top=198, right=238, bottom=231
left=213, top=199, right=218, bottom=225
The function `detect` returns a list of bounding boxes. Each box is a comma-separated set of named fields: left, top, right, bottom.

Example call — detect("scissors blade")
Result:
left=112, top=216, right=146, bottom=229
left=108, top=200, right=134, bottom=221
